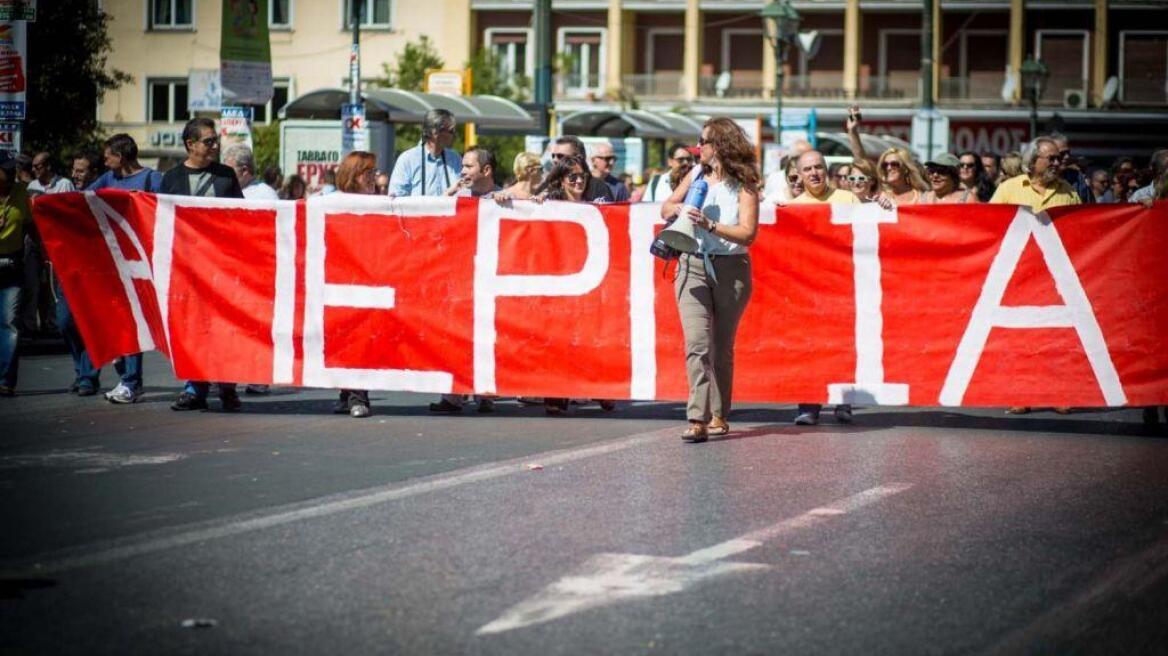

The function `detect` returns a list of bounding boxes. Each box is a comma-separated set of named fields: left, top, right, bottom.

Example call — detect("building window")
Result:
left=147, top=78, right=191, bottom=123
left=250, top=80, right=292, bottom=124
left=1035, top=30, right=1090, bottom=105
left=270, top=0, right=292, bottom=28
left=1118, top=31, right=1167, bottom=104
left=877, top=28, right=921, bottom=98
left=343, top=0, right=391, bottom=28
left=485, top=28, right=533, bottom=83
left=558, top=29, right=605, bottom=94
left=149, top=0, right=194, bottom=29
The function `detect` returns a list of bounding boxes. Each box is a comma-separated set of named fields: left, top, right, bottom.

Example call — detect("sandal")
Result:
left=707, top=418, right=729, bottom=436
left=681, top=422, right=708, bottom=443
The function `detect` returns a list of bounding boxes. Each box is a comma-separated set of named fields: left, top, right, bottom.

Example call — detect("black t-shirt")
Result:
left=159, top=162, right=244, bottom=199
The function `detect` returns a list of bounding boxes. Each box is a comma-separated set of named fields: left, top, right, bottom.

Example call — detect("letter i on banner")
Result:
left=939, top=208, right=1126, bottom=406
left=828, top=203, right=910, bottom=405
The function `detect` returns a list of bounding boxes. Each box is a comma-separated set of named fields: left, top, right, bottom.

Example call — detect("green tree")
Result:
left=466, top=47, right=529, bottom=185
left=25, top=1, right=132, bottom=161
left=252, top=122, right=281, bottom=175
left=373, top=35, right=446, bottom=154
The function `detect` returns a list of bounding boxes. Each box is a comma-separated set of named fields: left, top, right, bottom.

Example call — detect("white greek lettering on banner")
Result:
left=828, top=203, right=910, bottom=405
left=152, top=195, right=296, bottom=383
left=303, top=194, right=456, bottom=391
left=84, top=192, right=157, bottom=354
left=939, top=207, right=1126, bottom=406
left=628, top=203, right=666, bottom=400
left=475, top=199, right=610, bottom=394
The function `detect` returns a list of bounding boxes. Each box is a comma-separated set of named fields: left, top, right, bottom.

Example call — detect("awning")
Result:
left=559, top=109, right=704, bottom=140
left=278, top=88, right=537, bottom=131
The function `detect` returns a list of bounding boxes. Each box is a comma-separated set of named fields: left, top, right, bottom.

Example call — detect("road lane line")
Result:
left=1, top=425, right=699, bottom=577
left=478, top=483, right=915, bottom=634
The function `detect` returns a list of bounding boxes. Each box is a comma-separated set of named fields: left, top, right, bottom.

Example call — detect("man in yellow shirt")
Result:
left=0, top=153, right=30, bottom=396
left=990, top=136, right=1081, bottom=212
left=785, top=150, right=857, bottom=425
left=788, top=150, right=860, bottom=205
left=991, top=136, right=1079, bottom=416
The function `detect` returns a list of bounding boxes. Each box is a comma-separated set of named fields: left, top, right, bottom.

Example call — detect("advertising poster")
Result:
left=220, top=0, right=272, bottom=106
left=0, top=20, right=26, bottom=120
left=220, top=106, right=254, bottom=149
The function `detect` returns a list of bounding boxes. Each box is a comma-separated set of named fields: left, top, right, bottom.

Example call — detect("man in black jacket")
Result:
left=163, top=117, right=246, bottom=412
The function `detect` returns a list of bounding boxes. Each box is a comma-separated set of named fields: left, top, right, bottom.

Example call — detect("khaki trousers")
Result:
left=673, top=253, right=752, bottom=423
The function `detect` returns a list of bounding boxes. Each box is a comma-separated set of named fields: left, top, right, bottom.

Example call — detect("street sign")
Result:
left=911, top=109, right=950, bottom=163
left=0, top=19, right=26, bottom=120
left=341, top=103, right=367, bottom=155
left=219, top=106, right=254, bottom=150
left=188, top=69, right=222, bottom=112
left=0, top=121, right=20, bottom=152
left=425, top=70, right=466, bottom=96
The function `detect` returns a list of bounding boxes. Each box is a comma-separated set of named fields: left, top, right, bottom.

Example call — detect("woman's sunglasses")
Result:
left=567, top=173, right=586, bottom=183
left=846, top=175, right=870, bottom=183
left=881, top=160, right=902, bottom=170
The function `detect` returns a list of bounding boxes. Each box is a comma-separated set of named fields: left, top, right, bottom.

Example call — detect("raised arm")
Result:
left=846, top=105, right=868, bottom=162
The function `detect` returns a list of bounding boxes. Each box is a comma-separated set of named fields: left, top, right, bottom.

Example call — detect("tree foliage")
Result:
left=377, top=35, right=444, bottom=92
left=25, top=1, right=131, bottom=162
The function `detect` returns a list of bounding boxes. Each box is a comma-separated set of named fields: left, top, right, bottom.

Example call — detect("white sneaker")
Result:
left=105, top=383, right=142, bottom=404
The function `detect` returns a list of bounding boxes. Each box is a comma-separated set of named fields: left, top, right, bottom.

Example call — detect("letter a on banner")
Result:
left=939, top=208, right=1126, bottom=406
left=84, top=192, right=157, bottom=353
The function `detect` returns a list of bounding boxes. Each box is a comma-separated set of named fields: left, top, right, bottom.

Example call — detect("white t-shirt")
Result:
left=243, top=181, right=280, bottom=200
left=27, top=175, right=75, bottom=198
left=762, top=170, right=792, bottom=205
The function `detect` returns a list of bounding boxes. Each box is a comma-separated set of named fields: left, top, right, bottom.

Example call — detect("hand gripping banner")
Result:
left=33, top=191, right=1168, bottom=407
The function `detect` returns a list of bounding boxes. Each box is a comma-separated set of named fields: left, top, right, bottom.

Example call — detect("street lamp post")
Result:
left=1020, top=57, right=1050, bottom=139
left=760, top=0, right=801, bottom=146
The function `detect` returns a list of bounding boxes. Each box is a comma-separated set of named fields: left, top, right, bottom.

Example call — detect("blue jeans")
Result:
left=115, top=354, right=144, bottom=390
left=0, top=279, right=19, bottom=387
left=54, top=278, right=100, bottom=388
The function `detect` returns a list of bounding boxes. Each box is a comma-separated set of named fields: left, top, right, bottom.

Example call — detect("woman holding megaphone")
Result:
left=661, top=118, right=760, bottom=443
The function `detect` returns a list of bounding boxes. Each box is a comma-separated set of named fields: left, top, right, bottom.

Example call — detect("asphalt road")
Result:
left=2, top=349, right=1167, bottom=655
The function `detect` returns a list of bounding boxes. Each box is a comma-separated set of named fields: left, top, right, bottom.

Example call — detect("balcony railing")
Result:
left=939, top=73, right=1008, bottom=102
left=621, top=73, right=685, bottom=99
left=699, top=72, right=766, bottom=99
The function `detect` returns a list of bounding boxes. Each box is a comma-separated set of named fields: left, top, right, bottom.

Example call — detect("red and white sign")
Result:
left=32, top=192, right=1168, bottom=408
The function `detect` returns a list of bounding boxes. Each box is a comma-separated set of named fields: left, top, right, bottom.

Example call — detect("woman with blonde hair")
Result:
left=845, top=105, right=926, bottom=204
left=845, top=159, right=892, bottom=207
left=1000, top=151, right=1023, bottom=180
left=498, top=152, right=543, bottom=200
left=661, top=117, right=760, bottom=442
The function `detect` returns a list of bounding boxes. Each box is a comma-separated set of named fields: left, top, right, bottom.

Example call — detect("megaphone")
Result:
left=658, top=215, right=700, bottom=253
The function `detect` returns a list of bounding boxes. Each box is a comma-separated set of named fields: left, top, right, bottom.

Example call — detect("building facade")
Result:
left=100, top=0, right=1168, bottom=161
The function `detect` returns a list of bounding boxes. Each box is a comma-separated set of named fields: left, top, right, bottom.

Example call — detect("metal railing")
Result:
left=620, top=73, right=685, bottom=99
left=938, top=73, right=1008, bottom=102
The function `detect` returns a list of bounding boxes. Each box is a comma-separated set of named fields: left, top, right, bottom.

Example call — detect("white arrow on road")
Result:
left=477, top=483, right=913, bottom=635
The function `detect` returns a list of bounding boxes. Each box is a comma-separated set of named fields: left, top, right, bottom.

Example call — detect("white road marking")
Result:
left=0, top=449, right=186, bottom=470
left=477, top=483, right=913, bottom=635
left=2, top=426, right=681, bottom=577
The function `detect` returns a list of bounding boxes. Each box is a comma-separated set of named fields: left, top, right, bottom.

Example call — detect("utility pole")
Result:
left=349, top=0, right=362, bottom=105
left=920, top=0, right=935, bottom=159
left=533, top=0, right=553, bottom=136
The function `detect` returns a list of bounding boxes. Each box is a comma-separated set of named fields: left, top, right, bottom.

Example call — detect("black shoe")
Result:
left=76, top=383, right=98, bottom=397
left=333, top=399, right=350, bottom=414
left=219, top=392, right=242, bottom=412
left=429, top=399, right=463, bottom=413
left=545, top=398, right=569, bottom=415
left=477, top=398, right=495, bottom=413
left=1144, top=407, right=1161, bottom=427
left=68, top=379, right=80, bottom=393
left=171, top=392, right=208, bottom=411
left=598, top=399, right=616, bottom=411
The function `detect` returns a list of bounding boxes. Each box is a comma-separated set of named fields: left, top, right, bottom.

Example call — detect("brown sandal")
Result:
left=707, top=418, right=729, bottom=436
left=681, top=422, right=708, bottom=443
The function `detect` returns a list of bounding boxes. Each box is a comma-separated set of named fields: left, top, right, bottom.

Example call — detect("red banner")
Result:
left=33, top=191, right=1168, bottom=407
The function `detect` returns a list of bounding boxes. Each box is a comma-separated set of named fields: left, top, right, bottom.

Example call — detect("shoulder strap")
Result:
left=193, top=171, right=215, bottom=197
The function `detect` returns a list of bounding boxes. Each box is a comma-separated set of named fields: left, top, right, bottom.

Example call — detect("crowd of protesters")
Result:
left=1, top=106, right=1165, bottom=437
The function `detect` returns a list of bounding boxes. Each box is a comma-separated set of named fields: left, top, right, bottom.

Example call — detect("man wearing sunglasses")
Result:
left=588, top=142, right=629, bottom=202
left=161, top=117, right=246, bottom=413
left=990, top=136, right=1080, bottom=213
left=646, top=143, right=696, bottom=202
left=389, top=109, right=462, bottom=198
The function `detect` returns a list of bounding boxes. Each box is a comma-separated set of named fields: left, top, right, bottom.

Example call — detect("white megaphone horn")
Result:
left=658, top=214, right=700, bottom=253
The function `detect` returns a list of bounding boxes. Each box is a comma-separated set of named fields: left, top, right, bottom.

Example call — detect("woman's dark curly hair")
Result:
left=702, top=117, right=760, bottom=195
left=542, top=154, right=590, bottom=200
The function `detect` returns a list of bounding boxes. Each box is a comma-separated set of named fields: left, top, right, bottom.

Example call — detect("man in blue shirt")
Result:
left=55, top=134, right=162, bottom=403
left=389, top=109, right=461, bottom=197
